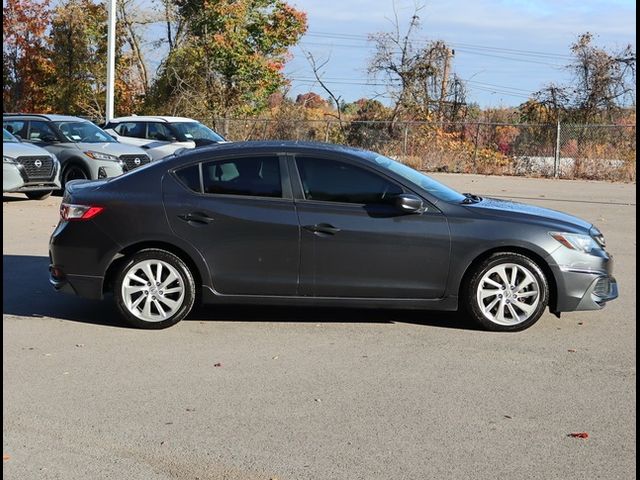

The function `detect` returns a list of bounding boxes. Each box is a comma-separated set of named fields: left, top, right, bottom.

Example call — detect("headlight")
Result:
left=84, top=150, right=119, bottom=161
left=550, top=232, right=601, bottom=254
left=3, top=155, right=17, bottom=164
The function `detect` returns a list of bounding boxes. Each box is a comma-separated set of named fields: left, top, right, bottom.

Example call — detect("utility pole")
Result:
left=105, top=0, right=116, bottom=122
left=439, top=45, right=453, bottom=122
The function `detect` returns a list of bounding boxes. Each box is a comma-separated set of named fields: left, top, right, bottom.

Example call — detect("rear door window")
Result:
left=202, top=156, right=282, bottom=198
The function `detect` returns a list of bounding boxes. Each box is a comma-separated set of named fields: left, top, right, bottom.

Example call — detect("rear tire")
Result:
left=114, top=249, right=196, bottom=329
left=463, top=252, right=549, bottom=332
left=25, top=190, right=52, bottom=200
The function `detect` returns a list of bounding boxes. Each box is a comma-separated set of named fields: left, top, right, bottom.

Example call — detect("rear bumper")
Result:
left=49, top=265, right=104, bottom=299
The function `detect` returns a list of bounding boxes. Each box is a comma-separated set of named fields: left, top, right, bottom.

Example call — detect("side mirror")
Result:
left=395, top=193, right=425, bottom=214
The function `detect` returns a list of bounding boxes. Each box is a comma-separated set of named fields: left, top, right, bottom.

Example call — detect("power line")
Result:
left=306, top=30, right=574, bottom=60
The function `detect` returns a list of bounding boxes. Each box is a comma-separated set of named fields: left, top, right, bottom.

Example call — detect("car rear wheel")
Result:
left=464, top=252, right=549, bottom=332
left=114, top=249, right=196, bottom=329
left=25, top=190, right=52, bottom=200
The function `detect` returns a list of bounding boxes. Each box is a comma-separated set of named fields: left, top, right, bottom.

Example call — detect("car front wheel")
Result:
left=464, top=252, right=549, bottom=332
left=114, top=249, right=196, bottom=329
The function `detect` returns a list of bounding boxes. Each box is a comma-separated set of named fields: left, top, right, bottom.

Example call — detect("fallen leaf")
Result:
left=213, top=363, right=222, bottom=367
left=3, top=454, right=9, bottom=462
left=568, top=432, right=589, bottom=439
left=578, top=322, right=583, bottom=326
left=568, top=349, right=577, bottom=353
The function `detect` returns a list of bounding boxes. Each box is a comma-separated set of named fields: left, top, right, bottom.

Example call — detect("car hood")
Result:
left=72, top=142, right=148, bottom=156
left=465, top=197, right=592, bottom=232
left=3, top=141, right=54, bottom=158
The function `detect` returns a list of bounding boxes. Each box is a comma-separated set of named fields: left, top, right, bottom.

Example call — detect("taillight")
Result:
left=60, top=203, right=104, bottom=221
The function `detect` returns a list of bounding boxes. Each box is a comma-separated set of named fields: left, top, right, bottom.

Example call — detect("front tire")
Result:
left=25, top=190, right=52, bottom=200
left=62, top=164, right=89, bottom=188
left=114, top=249, right=196, bottom=329
left=463, top=252, right=549, bottom=332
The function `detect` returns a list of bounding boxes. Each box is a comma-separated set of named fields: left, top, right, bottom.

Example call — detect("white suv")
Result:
left=104, top=116, right=227, bottom=160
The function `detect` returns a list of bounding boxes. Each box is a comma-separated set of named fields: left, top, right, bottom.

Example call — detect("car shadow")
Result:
left=3, top=254, right=479, bottom=331
left=3, top=195, right=32, bottom=203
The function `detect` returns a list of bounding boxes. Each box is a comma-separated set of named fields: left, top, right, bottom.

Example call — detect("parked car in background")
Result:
left=3, top=128, right=61, bottom=199
left=103, top=116, right=227, bottom=160
left=49, top=141, right=618, bottom=331
left=3, top=114, right=153, bottom=188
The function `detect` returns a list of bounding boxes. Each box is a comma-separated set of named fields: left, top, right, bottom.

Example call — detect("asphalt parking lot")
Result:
left=3, top=173, right=636, bottom=480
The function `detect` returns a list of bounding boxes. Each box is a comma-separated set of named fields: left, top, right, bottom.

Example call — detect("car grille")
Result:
left=16, top=155, right=55, bottom=181
left=120, top=154, right=151, bottom=171
left=593, top=277, right=611, bottom=297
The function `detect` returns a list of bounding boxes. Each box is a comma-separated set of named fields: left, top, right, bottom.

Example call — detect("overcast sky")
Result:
left=283, top=0, right=636, bottom=107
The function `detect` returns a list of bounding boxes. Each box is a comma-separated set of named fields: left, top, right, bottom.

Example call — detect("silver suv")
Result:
left=3, top=114, right=152, bottom=188
left=3, top=128, right=61, bottom=200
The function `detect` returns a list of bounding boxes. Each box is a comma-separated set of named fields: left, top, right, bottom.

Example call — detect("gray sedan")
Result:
left=48, top=141, right=618, bottom=331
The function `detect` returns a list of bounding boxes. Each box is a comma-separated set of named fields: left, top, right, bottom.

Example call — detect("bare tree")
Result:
left=368, top=3, right=456, bottom=127
left=569, top=32, right=635, bottom=123
left=304, top=51, right=345, bottom=132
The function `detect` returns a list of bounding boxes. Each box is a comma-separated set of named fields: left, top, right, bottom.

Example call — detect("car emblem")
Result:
left=134, top=157, right=141, bottom=165
left=34, top=159, right=43, bottom=168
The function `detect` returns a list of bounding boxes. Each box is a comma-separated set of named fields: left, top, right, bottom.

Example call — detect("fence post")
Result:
left=403, top=123, right=409, bottom=157
left=472, top=123, right=481, bottom=173
left=554, top=119, right=561, bottom=178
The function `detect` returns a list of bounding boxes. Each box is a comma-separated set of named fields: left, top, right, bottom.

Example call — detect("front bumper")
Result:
left=550, top=250, right=619, bottom=312
left=3, top=159, right=61, bottom=192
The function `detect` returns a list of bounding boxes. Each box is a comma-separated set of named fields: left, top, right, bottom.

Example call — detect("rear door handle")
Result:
left=303, top=223, right=341, bottom=235
left=178, top=212, right=214, bottom=224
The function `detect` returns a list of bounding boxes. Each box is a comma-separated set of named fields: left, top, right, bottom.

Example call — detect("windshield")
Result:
left=54, top=121, right=116, bottom=143
left=370, top=154, right=467, bottom=203
left=169, top=122, right=225, bottom=142
left=3, top=129, right=18, bottom=142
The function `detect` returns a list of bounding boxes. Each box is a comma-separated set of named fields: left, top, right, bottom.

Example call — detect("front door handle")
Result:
left=178, top=212, right=214, bottom=224
left=303, top=223, right=341, bottom=235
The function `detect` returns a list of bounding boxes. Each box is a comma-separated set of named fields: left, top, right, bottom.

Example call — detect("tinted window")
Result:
left=28, top=121, right=58, bottom=143
left=202, top=156, right=281, bottom=198
left=296, top=157, right=402, bottom=204
left=175, top=164, right=201, bottom=192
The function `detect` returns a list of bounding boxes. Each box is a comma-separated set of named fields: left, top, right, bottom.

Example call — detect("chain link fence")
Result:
left=204, top=118, right=636, bottom=182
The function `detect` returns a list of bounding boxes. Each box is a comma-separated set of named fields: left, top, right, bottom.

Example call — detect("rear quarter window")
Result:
left=174, top=164, right=201, bottom=192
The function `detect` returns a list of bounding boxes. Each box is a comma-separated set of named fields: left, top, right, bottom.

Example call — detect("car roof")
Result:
left=173, top=140, right=373, bottom=159
left=108, top=116, right=198, bottom=123
left=3, top=113, right=93, bottom=122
